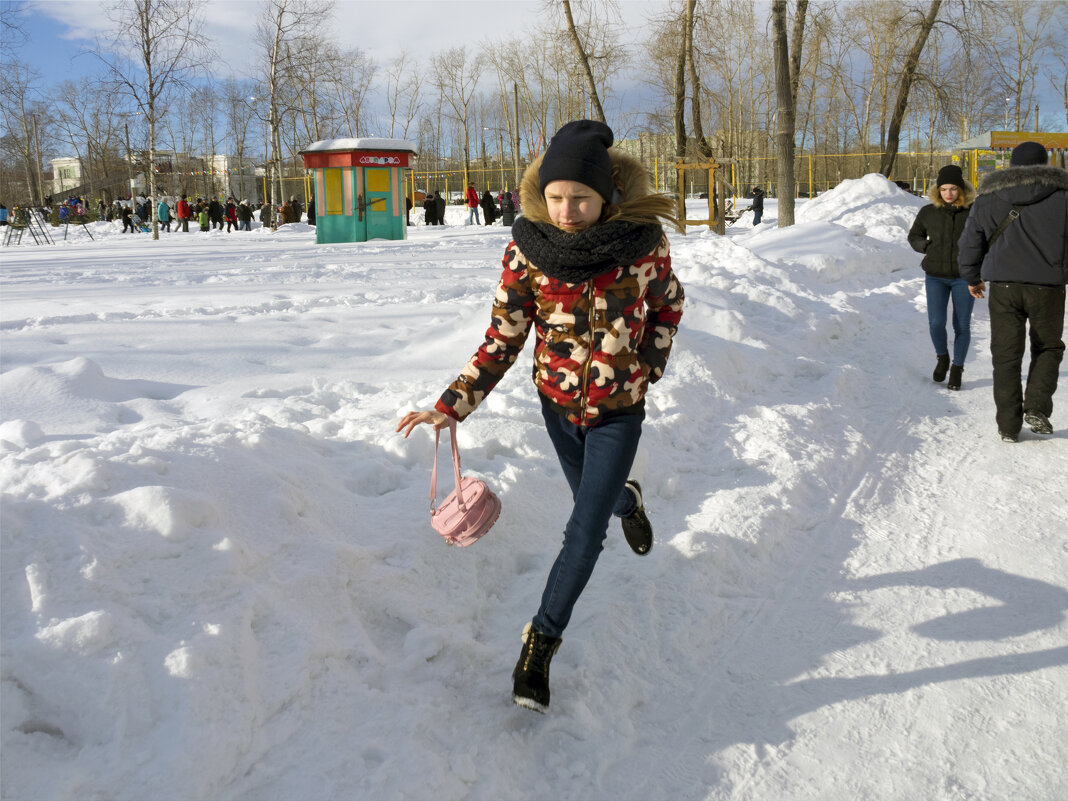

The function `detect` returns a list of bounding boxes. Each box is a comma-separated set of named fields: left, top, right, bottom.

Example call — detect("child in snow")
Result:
left=397, top=120, right=684, bottom=713
left=908, top=165, right=976, bottom=391
left=198, top=205, right=209, bottom=232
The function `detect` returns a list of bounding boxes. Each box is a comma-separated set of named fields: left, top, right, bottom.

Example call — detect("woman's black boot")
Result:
left=512, top=623, right=562, bottom=713
left=933, top=354, right=950, bottom=382
left=947, top=364, right=963, bottom=390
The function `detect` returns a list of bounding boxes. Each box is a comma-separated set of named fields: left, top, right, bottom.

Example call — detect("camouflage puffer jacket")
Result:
left=436, top=150, right=684, bottom=427
left=435, top=234, right=682, bottom=426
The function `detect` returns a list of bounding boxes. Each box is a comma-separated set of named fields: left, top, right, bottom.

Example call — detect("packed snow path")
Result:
left=2, top=179, right=1066, bottom=800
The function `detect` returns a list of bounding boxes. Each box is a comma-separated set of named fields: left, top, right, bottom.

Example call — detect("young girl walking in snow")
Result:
left=907, top=165, right=976, bottom=390
left=397, top=120, right=685, bottom=712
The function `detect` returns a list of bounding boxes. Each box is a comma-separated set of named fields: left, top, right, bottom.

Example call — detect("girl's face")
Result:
left=544, top=180, right=605, bottom=232
left=939, top=184, right=961, bottom=205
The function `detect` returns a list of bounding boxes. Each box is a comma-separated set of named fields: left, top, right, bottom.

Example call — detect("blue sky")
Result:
left=10, top=0, right=661, bottom=87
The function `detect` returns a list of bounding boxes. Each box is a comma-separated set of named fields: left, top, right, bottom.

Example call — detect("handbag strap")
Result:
left=430, top=417, right=467, bottom=512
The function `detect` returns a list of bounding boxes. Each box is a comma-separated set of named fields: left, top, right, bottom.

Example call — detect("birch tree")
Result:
left=256, top=0, right=324, bottom=228
left=98, top=0, right=212, bottom=239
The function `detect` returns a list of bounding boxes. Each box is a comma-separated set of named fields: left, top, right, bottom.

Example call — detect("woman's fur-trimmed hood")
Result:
left=927, top=180, right=975, bottom=209
left=978, top=164, right=1068, bottom=197
left=520, top=149, right=682, bottom=232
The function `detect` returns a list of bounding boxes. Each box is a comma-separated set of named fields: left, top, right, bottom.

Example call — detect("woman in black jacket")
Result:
left=908, top=164, right=975, bottom=389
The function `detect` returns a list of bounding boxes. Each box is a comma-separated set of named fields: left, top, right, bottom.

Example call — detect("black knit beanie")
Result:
left=1010, top=141, right=1048, bottom=166
left=538, top=120, right=615, bottom=202
left=935, top=164, right=965, bottom=189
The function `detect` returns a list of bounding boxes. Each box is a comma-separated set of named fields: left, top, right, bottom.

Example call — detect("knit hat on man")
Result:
left=538, top=120, right=616, bottom=202
left=936, top=164, right=966, bottom=189
left=1009, top=141, right=1048, bottom=166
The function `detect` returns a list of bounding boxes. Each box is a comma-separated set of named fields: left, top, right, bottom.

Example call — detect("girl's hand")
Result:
left=396, top=410, right=450, bottom=438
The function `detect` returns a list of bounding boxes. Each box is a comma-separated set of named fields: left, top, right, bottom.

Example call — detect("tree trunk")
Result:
left=879, top=0, right=942, bottom=177
left=673, top=14, right=687, bottom=206
left=685, top=0, right=713, bottom=160
left=773, top=0, right=804, bottom=227
left=561, top=0, right=606, bottom=123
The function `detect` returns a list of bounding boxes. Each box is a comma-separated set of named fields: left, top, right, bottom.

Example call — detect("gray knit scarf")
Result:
left=511, top=216, right=664, bottom=283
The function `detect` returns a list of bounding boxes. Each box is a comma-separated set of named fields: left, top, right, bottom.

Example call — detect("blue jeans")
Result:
left=925, top=275, right=975, bottom=366
left=753, top=207, right=762, bottom=224
left=467, top=206, right=480, bottom=225
left=533, top=400, right=643, bottom=639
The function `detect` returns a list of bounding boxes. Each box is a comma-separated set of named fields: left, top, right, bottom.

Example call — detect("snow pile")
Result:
left=741, top=176, right=927, bottom=282
left=2, top=185, right=1066, bottom=801
left=797, top=172, right=927, bottom=242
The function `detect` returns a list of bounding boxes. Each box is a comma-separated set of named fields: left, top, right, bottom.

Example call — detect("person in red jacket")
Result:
left=465, top=183, right=480, bottom=225
left=397, top=120, right=684, bottom=713
left=175, top=195, right=191, bottom=232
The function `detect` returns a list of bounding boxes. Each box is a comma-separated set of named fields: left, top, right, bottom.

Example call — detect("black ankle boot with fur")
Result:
left=512, top=623, right=562, bottom=713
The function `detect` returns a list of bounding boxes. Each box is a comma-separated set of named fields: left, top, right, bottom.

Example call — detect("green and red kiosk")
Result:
left=301, top=138, right=417, bottom=244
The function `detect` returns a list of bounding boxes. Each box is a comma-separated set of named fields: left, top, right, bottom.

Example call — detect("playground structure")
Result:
left=676, top=158, right=735, bottom=234
left=3, top=207, right=54, bottom=246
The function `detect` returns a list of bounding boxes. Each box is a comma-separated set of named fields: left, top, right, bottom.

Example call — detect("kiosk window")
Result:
left=324, top=168, right=343, bottom=215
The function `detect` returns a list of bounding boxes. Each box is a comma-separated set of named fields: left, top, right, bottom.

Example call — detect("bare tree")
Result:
left=97, top=0, right=212, bottom=239
left=384, top=51, right=421, bottom=139
left=54, top=82, right=131, bottom=203
left=684, top=0, right=713, bottom=160
left=431, top=47, right=480, bottom=186
left=0, top=62, right=48, bottom=204
left=332, top=47, right=378, bottom=138
left=672, top=5, right=686, bottom=193
left=223, top=78, right=258, bottom=200
left=256, top=0, right=326, bottom=228
left=980, top=0, right=1059, bottom=131
left=879, top=0, right=942, bottom=177
left=561, top=0, right=607, bottom=122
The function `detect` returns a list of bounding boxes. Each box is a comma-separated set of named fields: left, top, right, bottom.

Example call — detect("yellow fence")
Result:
left=280, top=147, right=998, bottom=208
left=406, top=151, right=959, bottom=201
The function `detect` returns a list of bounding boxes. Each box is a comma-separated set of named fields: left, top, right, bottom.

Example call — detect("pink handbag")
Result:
left=430, top=418, right=501, bottom=547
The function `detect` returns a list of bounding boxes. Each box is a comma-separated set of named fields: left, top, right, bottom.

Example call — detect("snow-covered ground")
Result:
left=2, top=176, right=1066, bottom=801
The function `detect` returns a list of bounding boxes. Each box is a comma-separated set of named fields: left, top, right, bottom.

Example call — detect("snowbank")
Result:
left=2, top=177, right=1065, bottom=801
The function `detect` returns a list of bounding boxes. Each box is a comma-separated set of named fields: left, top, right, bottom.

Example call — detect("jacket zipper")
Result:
left=579, top=280, right=596, bottom=420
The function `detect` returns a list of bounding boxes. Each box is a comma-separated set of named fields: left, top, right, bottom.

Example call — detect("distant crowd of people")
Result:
left=419, top=185, right=519, bottom=227
left=0, top=193, right=317, bottom=234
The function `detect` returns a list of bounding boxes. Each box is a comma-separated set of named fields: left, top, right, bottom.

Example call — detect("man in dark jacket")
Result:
left=752, top=186, right=765, bottom=224
left=423, top=192, right=437, bottom=225
left=958, top=141, right=1068, bottom=442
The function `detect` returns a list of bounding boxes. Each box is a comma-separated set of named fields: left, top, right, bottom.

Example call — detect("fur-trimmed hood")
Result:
left=927, top=181, right=975, bottom=209
left=977, top=164, right=1068, bottom=205
left=520, top=149, right=682, bottom=232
